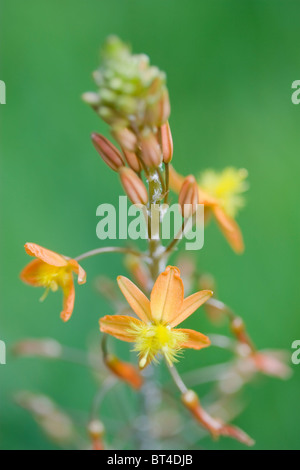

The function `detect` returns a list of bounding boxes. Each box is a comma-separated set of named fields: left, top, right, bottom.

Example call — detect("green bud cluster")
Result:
left=83, top=36, right=170, bottom=132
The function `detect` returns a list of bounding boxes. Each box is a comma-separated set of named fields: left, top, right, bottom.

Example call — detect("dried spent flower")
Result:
left=104, top=353, right=144, bottom=390
left=182, top=390, right=254, bottom=446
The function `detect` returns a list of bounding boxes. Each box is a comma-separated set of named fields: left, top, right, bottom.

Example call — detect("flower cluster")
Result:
left=18, top=37, right=289, bottom=450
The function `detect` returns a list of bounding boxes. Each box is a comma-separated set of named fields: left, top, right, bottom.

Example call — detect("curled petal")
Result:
left=68, top=259, right=86, bottom=284
left=100, top=315, right=142, bottom=342
left=150, top=266, right=184, bottom=322
left=60, top=276, right=75, bottom=322
left=117, top=276, right=151, bottom=322
left=212, top=206, right=244, bottom=254
left=178, top=329, right=211, bottom=350
left=25, top=243, right=68, bottom=267
left=170, top=290, right=213, bottom=327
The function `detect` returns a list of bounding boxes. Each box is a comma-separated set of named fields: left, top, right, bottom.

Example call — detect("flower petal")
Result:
left=100, top=315, right=143, bottom=342
left=20, top=259, right=47, bottom=286
left=150, top=266, right=184, bottom=323
left=68, top=259, right=87, bottom=284
left=170, top=290, right=213, bottom=327
left=25, top=243, right=68, bottom=267
left=117, top=276, right=151, bottom=322
left=60, top=275, right=75, bottom=322
left=212, top=206, right=244, bottom=254
left=178, top=329, right=211, bottom=350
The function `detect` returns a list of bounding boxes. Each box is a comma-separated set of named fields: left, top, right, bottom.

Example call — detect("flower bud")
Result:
left=81, top=92, right=101, bottom=107
left=178, top=175, right=199, bottom=217
left=91, top=133, right=124, bottom=171
left=153, top=89, right=170, bottom=125
left=88, top=420, right=105, bottom=450
left=140, top=131, right=162, bottom=168
left=112, top=127, right=137, bottom=152
left=105, top=354, right=144, bottom=390
left=122, top=149, right=142, bottom=173
left=119, top=167, right=148, bottom=204
left=160, top=121, right=173, bottom=163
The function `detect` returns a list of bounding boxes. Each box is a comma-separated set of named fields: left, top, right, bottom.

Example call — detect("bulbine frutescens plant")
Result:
left=17, top=37, right=290, bottom=450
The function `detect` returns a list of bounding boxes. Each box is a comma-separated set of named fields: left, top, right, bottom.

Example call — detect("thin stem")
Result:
left=75, top=246, right=147, bottom=262
left=90, top=377, right=118, bottom=421
left=165, top=361, right=188, bottom=395
left=163, top=217, right=189, bottom=256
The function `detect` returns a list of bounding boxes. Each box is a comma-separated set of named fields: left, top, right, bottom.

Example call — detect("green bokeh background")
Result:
left=1, top=0, right=300, bottom=450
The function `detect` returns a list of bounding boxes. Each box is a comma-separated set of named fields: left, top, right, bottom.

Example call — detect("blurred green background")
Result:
left=1, top=0, right=300, bottom=450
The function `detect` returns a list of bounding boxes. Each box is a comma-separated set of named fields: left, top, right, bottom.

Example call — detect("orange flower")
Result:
left=100, top=266, right=212, bottom=369
left=20, top=243, right=86, bottom=322
left=169, top=165, right=245, bottom=253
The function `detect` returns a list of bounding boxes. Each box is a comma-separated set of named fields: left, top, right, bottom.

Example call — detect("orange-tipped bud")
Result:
left=13, top=339, right=62, bottom=359
left=140, top=131, right=162, bottom=168
left=230, top=316, right=253, bottom=346
left=88, top=420, right=105, bottom=451
left=123, top=149, right=142, bottom=173
left=182, top=390, right=254, bottom=446
left=119, top=167, right=148, bottom=205
left=92, top=133, right=124, bottom=171
left=157, top=89, right=171, bottom=125
left=105, top=354, right=144, bottom=390
left=160, top=121, right=173, bottom=163
left=178, top=175, right=199, bottom=217
left=112, top=127, right=137, bottom=152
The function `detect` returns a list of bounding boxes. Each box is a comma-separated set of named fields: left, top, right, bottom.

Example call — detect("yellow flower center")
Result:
left=38, top=265, right=71, bottom=293
left=199, top=167, right=248, bottom=218
left=128, top=322, right=188, bottom=368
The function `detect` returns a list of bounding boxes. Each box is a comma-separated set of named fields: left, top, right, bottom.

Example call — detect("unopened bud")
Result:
left=156, top=89, right=171, bottom=125
left=160, top=121, right=173, bottom=163
left=182, top=389, right=200, bottom=409
left=81, top=92, right=100, bottom=107
left=123, top=149, right=142, bottom=173
left=105, top=354, right=143, bottom=390
left=140, top=131, right=162, bottom=168
left=178, top=175, right=199, bottom=217
left=88, top=420, right=105, bottom=451
left=119, top=167, right=148, bottom=204
left=92, top=133, right=124, bottom=171
left=112, top=127, right=137, bottom=152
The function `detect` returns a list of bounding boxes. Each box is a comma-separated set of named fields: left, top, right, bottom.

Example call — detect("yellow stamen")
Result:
left=199, top=167, right=248, bottom=218
left=128, top=322, right=188, bottom=368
